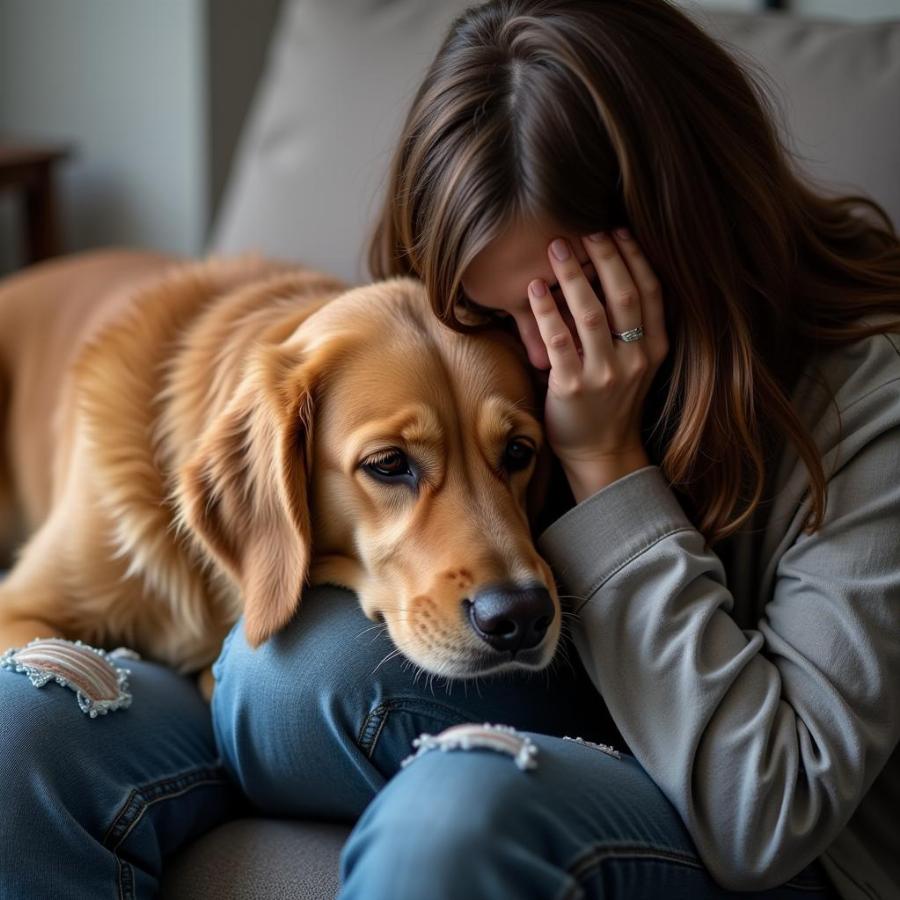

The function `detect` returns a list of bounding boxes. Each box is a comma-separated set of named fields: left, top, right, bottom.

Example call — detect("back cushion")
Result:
left=209, top=1, right=900, bottom=283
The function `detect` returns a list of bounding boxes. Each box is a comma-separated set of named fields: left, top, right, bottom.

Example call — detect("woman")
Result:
left=214, top=0, right=900, bottom=900
left=215, top=1, right=900, bottom=897
left=3, top=2, right=898, bottom=898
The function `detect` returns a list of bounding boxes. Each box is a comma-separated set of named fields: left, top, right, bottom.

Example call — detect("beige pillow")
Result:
left=209, top=1, right=900, bottom=282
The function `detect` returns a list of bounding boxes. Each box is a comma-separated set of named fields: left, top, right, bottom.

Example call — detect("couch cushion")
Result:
left=160, top=818, right=352, bottom=900
left=209, top=3, right=900, bottom=284
left=209, top=0, right=475, bottom=283
left=695, top=9, right=900, bottom=232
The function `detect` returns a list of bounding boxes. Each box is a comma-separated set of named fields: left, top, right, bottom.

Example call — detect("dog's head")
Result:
left=180, top=276, right=560, bottom=678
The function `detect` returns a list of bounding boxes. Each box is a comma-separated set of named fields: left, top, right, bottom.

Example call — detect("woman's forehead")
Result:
left=462, top=217, right=591, bottom=300
left=474, top=217, right=563, bottom=266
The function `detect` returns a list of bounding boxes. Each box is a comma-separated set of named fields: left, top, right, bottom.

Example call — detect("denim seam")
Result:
left=556, top=843, right=827, bottom=899
left=102, top=765, right=229, bottom=900
left=115, top=856, right=134, bottom=900
left=553, top=843, right=704, bottom=900
left=357, top=703, right=389, bottom=758
left=356, top=697, right=477, bottom=759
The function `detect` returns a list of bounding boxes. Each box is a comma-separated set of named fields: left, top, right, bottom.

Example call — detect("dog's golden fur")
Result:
left=0, top=249, right=558, bottom=682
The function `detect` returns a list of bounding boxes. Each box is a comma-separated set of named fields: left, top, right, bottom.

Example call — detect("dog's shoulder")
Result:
left=65, top=255, right=347, bottom=653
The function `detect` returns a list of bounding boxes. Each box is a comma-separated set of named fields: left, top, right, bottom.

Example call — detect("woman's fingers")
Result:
left=514, top=309, right=552, bottom=371
left=578, top=231, right=644, bottom=340
left=609, top=229, right=668, bottom=363
left=528, top=279, right=583, bottom=383
left=546, top=238, right=615, bottom=366
left=519, top=228, right=669, bottom=466
left=525, top=230, right=667, bottom=384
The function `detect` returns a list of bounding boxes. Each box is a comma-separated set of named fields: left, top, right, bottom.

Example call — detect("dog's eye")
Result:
left=362, top=449, right=415, bottom=485
left=503, top=438, right=535, bottom=473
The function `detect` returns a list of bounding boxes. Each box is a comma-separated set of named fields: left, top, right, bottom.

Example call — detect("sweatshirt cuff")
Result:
left=536, top=465, right=695, bottom=602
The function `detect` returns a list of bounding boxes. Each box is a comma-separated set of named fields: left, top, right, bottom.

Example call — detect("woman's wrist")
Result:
left=560, top=448, right=652, bottom=504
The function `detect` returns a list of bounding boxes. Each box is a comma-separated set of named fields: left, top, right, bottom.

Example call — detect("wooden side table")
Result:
left=0, top=141, right=73, bottom=265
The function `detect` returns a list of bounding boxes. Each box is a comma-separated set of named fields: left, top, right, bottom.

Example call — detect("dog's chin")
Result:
left=400, top=643, right=557, bottom=681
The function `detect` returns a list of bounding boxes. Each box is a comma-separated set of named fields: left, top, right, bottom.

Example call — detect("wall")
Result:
left=0, top=0, right=281, bottom=274
left=0, top=0, right=208, bottom=273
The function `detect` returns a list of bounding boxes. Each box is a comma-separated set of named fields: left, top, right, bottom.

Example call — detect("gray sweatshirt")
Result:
left=536, top=314, right=900, bottom=899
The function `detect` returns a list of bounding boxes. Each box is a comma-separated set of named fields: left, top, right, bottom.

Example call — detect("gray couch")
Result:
left=152, top=2, right=898, bottom=896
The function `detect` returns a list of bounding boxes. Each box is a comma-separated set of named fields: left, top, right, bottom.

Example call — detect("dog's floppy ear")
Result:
left=178, top=341, right=319, bottom=648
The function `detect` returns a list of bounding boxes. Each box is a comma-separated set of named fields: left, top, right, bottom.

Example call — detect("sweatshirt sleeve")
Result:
left=536, top=428, right=900, bottom=891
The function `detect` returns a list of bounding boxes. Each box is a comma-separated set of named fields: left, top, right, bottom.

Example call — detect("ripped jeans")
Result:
left=0, top=637, right=243, bottom=898
left=211, top=585, right=838, bottom=900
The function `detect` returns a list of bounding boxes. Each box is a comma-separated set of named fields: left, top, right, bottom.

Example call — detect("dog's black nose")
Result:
left=466, top=585, right=554, bottom=654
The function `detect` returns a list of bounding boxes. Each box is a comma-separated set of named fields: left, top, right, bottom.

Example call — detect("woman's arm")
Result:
left=536, top=420, right=900, bottom=891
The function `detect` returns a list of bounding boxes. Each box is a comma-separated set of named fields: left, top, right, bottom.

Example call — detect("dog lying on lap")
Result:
left=0, top=249, right=561, bottom=710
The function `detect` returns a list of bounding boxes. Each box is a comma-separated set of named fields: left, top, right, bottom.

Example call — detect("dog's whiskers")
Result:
left=557, top=593, right=587, bottom=616
left=372, top=645, right=406, bottom=674
left=354, top=622, right=389, bottom=639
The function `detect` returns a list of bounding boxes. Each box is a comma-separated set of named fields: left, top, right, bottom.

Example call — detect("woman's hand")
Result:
left=528, top=228, right=669, bottom=501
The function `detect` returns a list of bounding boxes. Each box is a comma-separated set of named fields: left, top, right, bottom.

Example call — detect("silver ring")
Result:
left=612, top=325, right=644, bottom=342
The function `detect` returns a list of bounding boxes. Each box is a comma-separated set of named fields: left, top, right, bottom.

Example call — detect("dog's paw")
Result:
left=0, top=637, right=136, bottom=717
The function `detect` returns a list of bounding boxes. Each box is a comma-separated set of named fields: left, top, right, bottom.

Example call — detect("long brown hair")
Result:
left=367, top=0, right=900, bottom=545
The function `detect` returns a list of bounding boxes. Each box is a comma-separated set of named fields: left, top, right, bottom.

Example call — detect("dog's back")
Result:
left=0, top=250, right=181, bottom=566
left=0, top=248, right=352, bottom=667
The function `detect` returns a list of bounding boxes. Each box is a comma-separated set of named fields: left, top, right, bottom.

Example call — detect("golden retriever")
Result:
left=0, top=249, right=560, bottom=689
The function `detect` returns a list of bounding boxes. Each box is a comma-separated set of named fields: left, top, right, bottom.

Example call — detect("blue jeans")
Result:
left=1, top=583, right=836, bottom=898
left=211, top=585, right=838, bottom=900
left=0, top=651, right=243, bottom=898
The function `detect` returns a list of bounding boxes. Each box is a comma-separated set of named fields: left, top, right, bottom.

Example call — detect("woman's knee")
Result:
left=0, top=670, right=113, bottom=889
left=338, top=730, right=688, bottom=890
left=211, top=584, right=387, bottom=740
left=0, top=657, right=199, bottom=836
left=1, top=658, right=234, bottom=898
left=210, top=584, right=403, bottom=817
left=0, top=668, right=78, bottom=808
left=0, top=656, right=216, bottom=805
left=214, top=584, right=378, bottom=690
left=338, top=731, right=597, bottom=898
